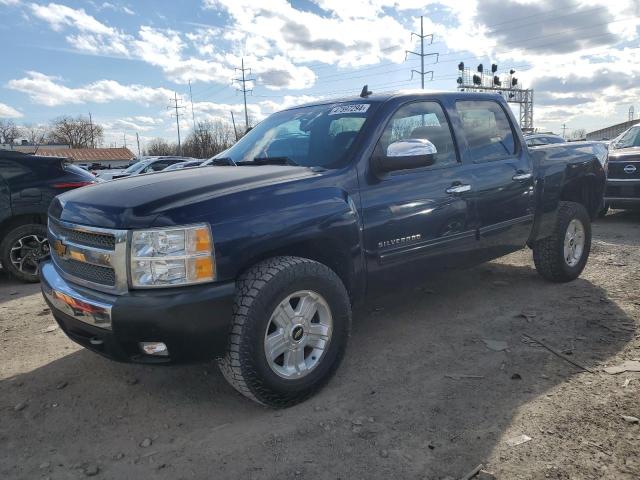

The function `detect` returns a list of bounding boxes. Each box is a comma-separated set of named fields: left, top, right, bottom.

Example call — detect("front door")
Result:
left=359, top=100, right=478, bottom=292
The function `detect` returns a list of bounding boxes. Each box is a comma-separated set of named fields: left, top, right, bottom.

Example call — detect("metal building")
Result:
left=586, top=119, right=639, bottom=141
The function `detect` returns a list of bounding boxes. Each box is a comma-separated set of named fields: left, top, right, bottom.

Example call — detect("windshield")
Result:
left=612, top=126, right=640, bottom=149
left=215, top=102, right=376, bottom=168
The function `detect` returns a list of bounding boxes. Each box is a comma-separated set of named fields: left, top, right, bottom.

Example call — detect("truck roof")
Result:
left=288, top=90, right=505, bottom=111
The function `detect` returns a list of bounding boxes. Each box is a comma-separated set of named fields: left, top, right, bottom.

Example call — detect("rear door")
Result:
left=360, top=100, right=478, bottom=290
left=454, top=100, right=535, bottom=256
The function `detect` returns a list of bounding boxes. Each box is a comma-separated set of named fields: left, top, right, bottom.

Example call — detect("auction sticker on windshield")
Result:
left=328, top=104, right=370, bottom=115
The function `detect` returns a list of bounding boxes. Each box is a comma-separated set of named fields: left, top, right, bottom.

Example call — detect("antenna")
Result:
left=360, top=85, right=372, bottom=98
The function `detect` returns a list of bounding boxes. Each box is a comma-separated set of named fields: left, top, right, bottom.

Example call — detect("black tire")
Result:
left=532, top=201, right=591, bottom=282
left=0, top=223, right=48, bottom=283
left=218, top=256, right=351, bottom=408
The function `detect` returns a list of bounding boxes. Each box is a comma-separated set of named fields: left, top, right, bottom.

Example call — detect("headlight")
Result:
left=130, top=224, right=215, bottom=287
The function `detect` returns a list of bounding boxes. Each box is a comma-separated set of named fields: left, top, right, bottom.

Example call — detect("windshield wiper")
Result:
left=209, top=157, right=237, bottom=166
left=242, top=156, right=298, bottom=166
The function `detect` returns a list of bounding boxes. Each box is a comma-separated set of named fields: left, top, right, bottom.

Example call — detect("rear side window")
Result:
left=456, top=101, right=516, bottom=162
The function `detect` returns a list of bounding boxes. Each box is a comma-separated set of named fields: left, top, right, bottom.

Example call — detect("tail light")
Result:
left=52, top=181, right=96, bottom=189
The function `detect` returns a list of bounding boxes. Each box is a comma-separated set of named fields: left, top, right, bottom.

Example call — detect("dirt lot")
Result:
left=1, top=211, right=639, bottom=480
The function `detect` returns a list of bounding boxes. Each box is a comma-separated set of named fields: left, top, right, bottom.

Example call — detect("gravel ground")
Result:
left=1, top=210, right=639, bottom=480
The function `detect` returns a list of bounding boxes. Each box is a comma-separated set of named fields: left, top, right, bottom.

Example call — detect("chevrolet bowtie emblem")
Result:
left=53, top=239, right=67, bottom=257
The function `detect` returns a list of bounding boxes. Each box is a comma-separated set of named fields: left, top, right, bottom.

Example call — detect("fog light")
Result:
left=139, top=342, right=169, bottom=356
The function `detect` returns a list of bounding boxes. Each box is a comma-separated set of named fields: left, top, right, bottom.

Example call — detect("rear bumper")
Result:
left=40, top=260, right=235, bottom=364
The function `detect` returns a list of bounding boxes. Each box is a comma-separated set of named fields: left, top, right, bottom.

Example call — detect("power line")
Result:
left=167, top=92, right=186, bottom=156
left=233, top=57, right=255, bottom=131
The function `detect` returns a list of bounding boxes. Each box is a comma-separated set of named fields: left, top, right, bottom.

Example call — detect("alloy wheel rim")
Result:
left=9, top=234, right=49, bottom=275
left=264, top=290, right=333, bottom=379
left=563, top=219, right=585, bottom=267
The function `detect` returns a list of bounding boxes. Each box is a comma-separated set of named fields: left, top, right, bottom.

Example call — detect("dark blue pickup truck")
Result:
left=40, top=92, right=607, bottom=407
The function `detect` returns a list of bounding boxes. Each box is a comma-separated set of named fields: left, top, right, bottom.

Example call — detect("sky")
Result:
left=1, top=0, right=639, bottom=151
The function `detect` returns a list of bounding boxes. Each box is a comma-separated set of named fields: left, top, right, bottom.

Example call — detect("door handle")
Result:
left=446, top=184, right=471, bottom=194
left=512, top=172, right=533, bottom=181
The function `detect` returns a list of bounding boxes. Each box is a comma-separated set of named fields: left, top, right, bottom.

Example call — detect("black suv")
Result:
left=0, top=151, right=97, bottom=282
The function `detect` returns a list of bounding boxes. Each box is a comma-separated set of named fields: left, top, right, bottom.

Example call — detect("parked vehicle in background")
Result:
left=162, top=160, right=204, bottom=171
left=524, top=133, right=566, bottom=147
left=0, top=151, right=96, bottom=282
left=602, top=124, right=640, bottom=214
left=110, top=156, right=192, bottom=179
left=41, top=91, right=606, bottom=407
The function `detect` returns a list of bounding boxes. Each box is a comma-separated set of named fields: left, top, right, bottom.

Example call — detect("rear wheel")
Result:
left=0, top=224, right=49, bottom=282
left=218, top=256, right=351, bottom=407
left=533, top=201, right=591, bottom=282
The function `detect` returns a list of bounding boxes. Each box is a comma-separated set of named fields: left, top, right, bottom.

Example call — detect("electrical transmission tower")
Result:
left=233, top=58, right=255, bottom=132
left=167, top=92, right=186, bottom=156
left=629, top=106, right=635, bottom=122
left=456, top=63, right=534, bottom=131
left=405, top=16, right=439, bottom=89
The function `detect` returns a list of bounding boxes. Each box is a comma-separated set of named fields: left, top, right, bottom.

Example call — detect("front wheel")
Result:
left=0, top=223, right=49, bottom=282
left=533, top=201, right=591, bottom=282
left=218, top=256, right=351, bottom=407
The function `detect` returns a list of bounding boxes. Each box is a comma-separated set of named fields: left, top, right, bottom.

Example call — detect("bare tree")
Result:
left=22, top=123, right=49, bottom=146
left=48, top=115, right=104, bottom=148
left=571, top=128, right=587, bottom=140
left=145, top=138, right=177, bottom=156
left=0, top=119, right=21, bottom=146
left=182, top=120, right=236, bottom=158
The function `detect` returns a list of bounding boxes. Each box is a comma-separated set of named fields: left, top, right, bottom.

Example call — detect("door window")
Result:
left=456, top=101, right=516, bottom=162
left=376, top=101, right=457, bottom=167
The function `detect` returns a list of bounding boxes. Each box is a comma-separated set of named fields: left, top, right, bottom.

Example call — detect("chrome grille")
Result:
left=49, top=221, right=116, bottom=250
left=48, top=218, right=128, bottom=294
left=55, top=258, right=116, bottom=286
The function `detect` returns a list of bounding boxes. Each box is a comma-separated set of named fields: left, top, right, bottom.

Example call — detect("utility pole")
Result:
left=562, top=123, right=567, bottom=139
left=233, top=58, right=255, bottom=131
left=136, top=132, right=141, bottom=157
left=406, top=16, right=438, bottom=88
left=230, top=111, right=239, bottom=141
left=88, top=112, right=95, bottom=148
left=168, top=92, right=186, bottom=156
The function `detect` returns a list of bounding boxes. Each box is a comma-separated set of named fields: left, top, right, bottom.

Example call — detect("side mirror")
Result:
left=374, top=138, right=437, bottom=173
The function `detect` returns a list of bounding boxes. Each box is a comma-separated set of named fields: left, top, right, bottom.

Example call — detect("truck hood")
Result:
left=50, top=165, right=317, bottom=229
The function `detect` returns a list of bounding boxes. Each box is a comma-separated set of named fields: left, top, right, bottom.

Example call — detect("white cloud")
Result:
left=204, top=0, right=415, bottom=68
left=30, top=2, right=116, bottom=35
left=99, top=2, right=135, bottom=15
left=0, top=102, right=23, bottom=118
left=6, top=71, right=175, bottom=107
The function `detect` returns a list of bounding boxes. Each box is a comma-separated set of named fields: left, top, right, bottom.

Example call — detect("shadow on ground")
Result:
left=0, top=260, right=635, bottom=479
left=0, top=269, right=42, bottom=303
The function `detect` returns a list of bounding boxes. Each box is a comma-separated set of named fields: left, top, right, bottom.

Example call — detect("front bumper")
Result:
left=605, top=178, right=640, bottom=209
left=40, top=260, right=235, bottom=364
